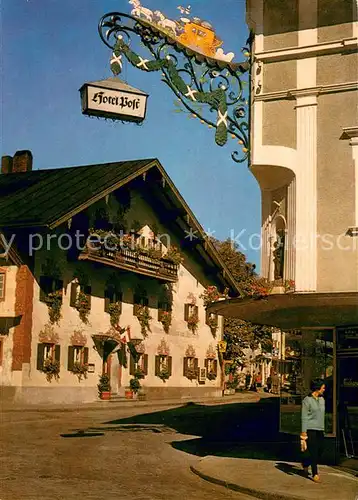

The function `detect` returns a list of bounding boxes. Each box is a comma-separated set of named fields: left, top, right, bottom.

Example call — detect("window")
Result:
left=0, top=337, right=4, bottom=366
left=67, top=345, right=89, bottom=371
left=0, top=271, right=5, bottom=300
left=39, top=276, right=63, bottom=303
left=184, top=303, right=198, bottom=321
left=155, top=355, right=172, bottom=378
left=129, top=352, right=148, bottom=377
left=205, top=358, right=218, bottom=379
left=36, top=343, right=60, bottom=371
left=183, top=356, right=198, bottom=378
left=133, top=293, right=149, bottom=315
left=158, top=301, right=172, bottom=321
left=104, top=286, right=122, bottom=313
left=70, top=282, right=91, bottom=309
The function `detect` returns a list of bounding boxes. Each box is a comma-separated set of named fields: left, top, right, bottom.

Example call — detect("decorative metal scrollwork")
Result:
left=98, top=12, right=252, bottom=163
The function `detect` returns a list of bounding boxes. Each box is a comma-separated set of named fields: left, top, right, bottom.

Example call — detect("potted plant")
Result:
left=42, top=358, right=60, bottom=383
left=98, top=374, right=111, bottom=400
left=129, top=377, right=141, bottom=397
left=45, top=290, right=63, bottom=325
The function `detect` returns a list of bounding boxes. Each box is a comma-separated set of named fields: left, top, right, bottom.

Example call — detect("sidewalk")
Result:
left=1, top=391, right=261, bottom=413
left=191, top=456, right=358, bottom=500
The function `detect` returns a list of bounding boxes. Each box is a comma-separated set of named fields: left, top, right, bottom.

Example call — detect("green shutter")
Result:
left=168, top=356, right=172, bottom=376
left=84, top=286, right=92, bottom=309
left=83, top=347, right=89, bottom=365
left=37, top=343, right=45, bottom=370
left=194, top=306, right=199, bottom=318
left=54, top=345, right=61, bottom=363
left=104, top=288, right=111, bottom=313
left=213, top=359, right=218, bottom=376
left=70, top=283, right=78, bottom=307
left=183, top=357, right=188, bottom=377
left=130, top=353, right=135, bottom=375
left=194, top=358, right=199, bottom=374
left=143, top=354, right=148, bottom=375
left=204, top=359, right=208, bottom=371
left=67, top=346, right=75, bottom=371
left=155, top=355, right=160, bottom=376
left=184, top=304, right=189, bottom=321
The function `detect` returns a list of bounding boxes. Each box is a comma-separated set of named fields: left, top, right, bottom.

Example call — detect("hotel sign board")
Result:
left=80, top=78, right=148, bottom=123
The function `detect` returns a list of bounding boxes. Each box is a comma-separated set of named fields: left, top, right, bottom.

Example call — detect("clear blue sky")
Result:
left=1, top=0, right=261, bottom=267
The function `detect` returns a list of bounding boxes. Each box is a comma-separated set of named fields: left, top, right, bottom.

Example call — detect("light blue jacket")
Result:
left=301, top=395, right=325, bottom=433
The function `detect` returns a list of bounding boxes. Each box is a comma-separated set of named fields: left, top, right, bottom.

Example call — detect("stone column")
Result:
left=285, top=178, right=296, bottom=281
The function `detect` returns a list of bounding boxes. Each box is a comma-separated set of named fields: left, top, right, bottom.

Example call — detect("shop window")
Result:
left=39, top=276, right=63, bottom=303
left=0, top=271, right=5, bottom=300
left=67, top=345, right=89, bottom=371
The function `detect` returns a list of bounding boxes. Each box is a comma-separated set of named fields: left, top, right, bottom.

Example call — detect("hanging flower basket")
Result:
left=71, top=361, right=89, bottom=382
left=207, top=315, right=218, bottom=334
left=160, top=311, right=172, bottom=333
left=136, top=305, right=152, bottom=337
left=75, top=290, right=91, bottom=324
left=158, top=368, right=170, bottom=382
left=108, top=302, right=122, bottom=326
left=42, top=358, right=60, bottom=383
left=187, top=312, right=199, bottom=333
left=45, top=290, right=63, bottom=325
left=207, top=371, right=217, bottom=381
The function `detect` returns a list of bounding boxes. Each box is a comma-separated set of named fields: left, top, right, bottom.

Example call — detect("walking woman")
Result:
left=300, top=380, right=326, bottom=483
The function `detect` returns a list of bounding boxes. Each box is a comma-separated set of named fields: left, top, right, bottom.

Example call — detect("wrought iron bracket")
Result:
left=98, top=12, right=252, bottom=163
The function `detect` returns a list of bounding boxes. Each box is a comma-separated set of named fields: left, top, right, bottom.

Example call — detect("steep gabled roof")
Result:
left=0, top=158, right=241, bottom=294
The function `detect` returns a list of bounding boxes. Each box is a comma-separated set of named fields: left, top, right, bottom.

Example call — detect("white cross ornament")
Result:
left=110, top=53, right=123, bottom=70
left=185, top=85, right=197, bottom=101
left=137, top=57, right=149, bottom=70
left=217, top=110, right=228, bottom=128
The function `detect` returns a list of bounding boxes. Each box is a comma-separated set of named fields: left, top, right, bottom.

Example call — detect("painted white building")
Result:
left=0, top=151, right=240, bottom=404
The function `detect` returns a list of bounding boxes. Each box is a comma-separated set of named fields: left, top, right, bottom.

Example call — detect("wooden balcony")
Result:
left=79, top=245, right=179, bottom=282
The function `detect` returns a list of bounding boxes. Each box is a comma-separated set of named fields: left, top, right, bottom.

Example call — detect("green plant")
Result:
left=129, top=377, right=141, bottom=394
left=226, top=377, right=239, bottom=390
left=134, top=367, right=145, bottom=380
left=200, top=286, right=228, bottom=307
left=158, top=367, right=170, bottom=382
left=45, top=290, right=63, bottom=325
left=187, top=311, right=199, bottom=333
left=185, top=367, right=198, bottom=380
left=71, top=361, right=88, bottom=382
left=108, top=302, right=122, bottom=326
left=136, top=305, right=152, bottom=337
left=284, top=279, right=295, bottom=292
left=160, top=310, right=172, bottom=333
left=207, top=371, right=217, bottom=381
left=164, top=246, right=184, bottom=265
left=97, top=374, right=111, bottom=396
left=75, top=290, right=91, bottom=324
left=207, top=315, right=218, bottom=333
left=42, top=358, right=60, bottom=382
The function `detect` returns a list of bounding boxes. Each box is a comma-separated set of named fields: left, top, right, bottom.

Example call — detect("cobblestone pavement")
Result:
left=1, top=404, right=255, bottom=500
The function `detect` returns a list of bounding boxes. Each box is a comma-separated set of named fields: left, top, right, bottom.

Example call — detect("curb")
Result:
left=190, top=464, right=303, bottom=500
left=1, top=394, right=260, bottom=413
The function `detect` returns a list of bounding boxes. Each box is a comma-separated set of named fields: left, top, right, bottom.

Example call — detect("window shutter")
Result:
left=213, top=359, right=218, bottom=376
left=130, top=353, right=135, bottom=375
left=39, top=276, right=53, bottom=302
left=184, top=304, right=189, bottom=321
left=104, top=288, right=112, bottom=313
left=70, top=283, right=78, bottom=307
left=194, top=306, right=199, bottom=318
left=194, top=357, right=199, bottom=374
left=84, top=286, right=92, bottom=309
left=143, top=354, right=148, bottom=375
left=204, top=359, right=208, bottom=371
left=155, top=355, right=160, bottom=376
left=183, top=357, right=188, bottom=377
left=83, top=347, right=89, bottom=365
left=54, top=345, right=61, bottom=363
left=37, top=343, right=45, bottom=370
left=168, top=356, right=172, bottom=376
left=205, top=309, right=210, bottom=326
left=67, top=346, right=75, bottom=371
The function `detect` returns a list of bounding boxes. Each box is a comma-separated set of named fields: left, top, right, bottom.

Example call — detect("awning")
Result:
left=208, top=292, right=358, bottom=329
left=0, top=316, right=21, bottom=335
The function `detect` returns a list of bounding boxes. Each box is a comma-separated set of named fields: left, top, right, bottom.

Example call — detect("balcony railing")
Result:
left=79, top=244, right=179, bottom=282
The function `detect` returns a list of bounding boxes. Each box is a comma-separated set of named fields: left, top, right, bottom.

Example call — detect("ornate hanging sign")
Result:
left=80, top=78, right=148, bottom=122
left=98, top=2, right=252, bottom=163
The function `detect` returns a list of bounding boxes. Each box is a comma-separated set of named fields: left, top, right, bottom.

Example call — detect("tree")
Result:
left=212, top=238, right=273, bottom=370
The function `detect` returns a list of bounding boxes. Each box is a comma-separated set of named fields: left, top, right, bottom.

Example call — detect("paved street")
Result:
left=1, top=402, right=255, bottom=500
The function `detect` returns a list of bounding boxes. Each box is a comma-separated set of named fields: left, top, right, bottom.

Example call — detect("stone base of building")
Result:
left=128, top=386, right=222, bottom=400
left=0, top=385, right=98, bottom=405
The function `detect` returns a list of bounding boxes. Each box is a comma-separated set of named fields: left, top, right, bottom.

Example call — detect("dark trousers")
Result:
left=302, top=430, right=324, bottom=476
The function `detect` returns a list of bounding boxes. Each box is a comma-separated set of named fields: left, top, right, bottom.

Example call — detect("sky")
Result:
left=1, top=0, right=262, bottom=267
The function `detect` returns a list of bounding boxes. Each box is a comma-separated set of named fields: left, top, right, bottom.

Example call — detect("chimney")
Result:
left=1, top=156, right=13, bottom=174
left=12, top=150, right=33, bottom=173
